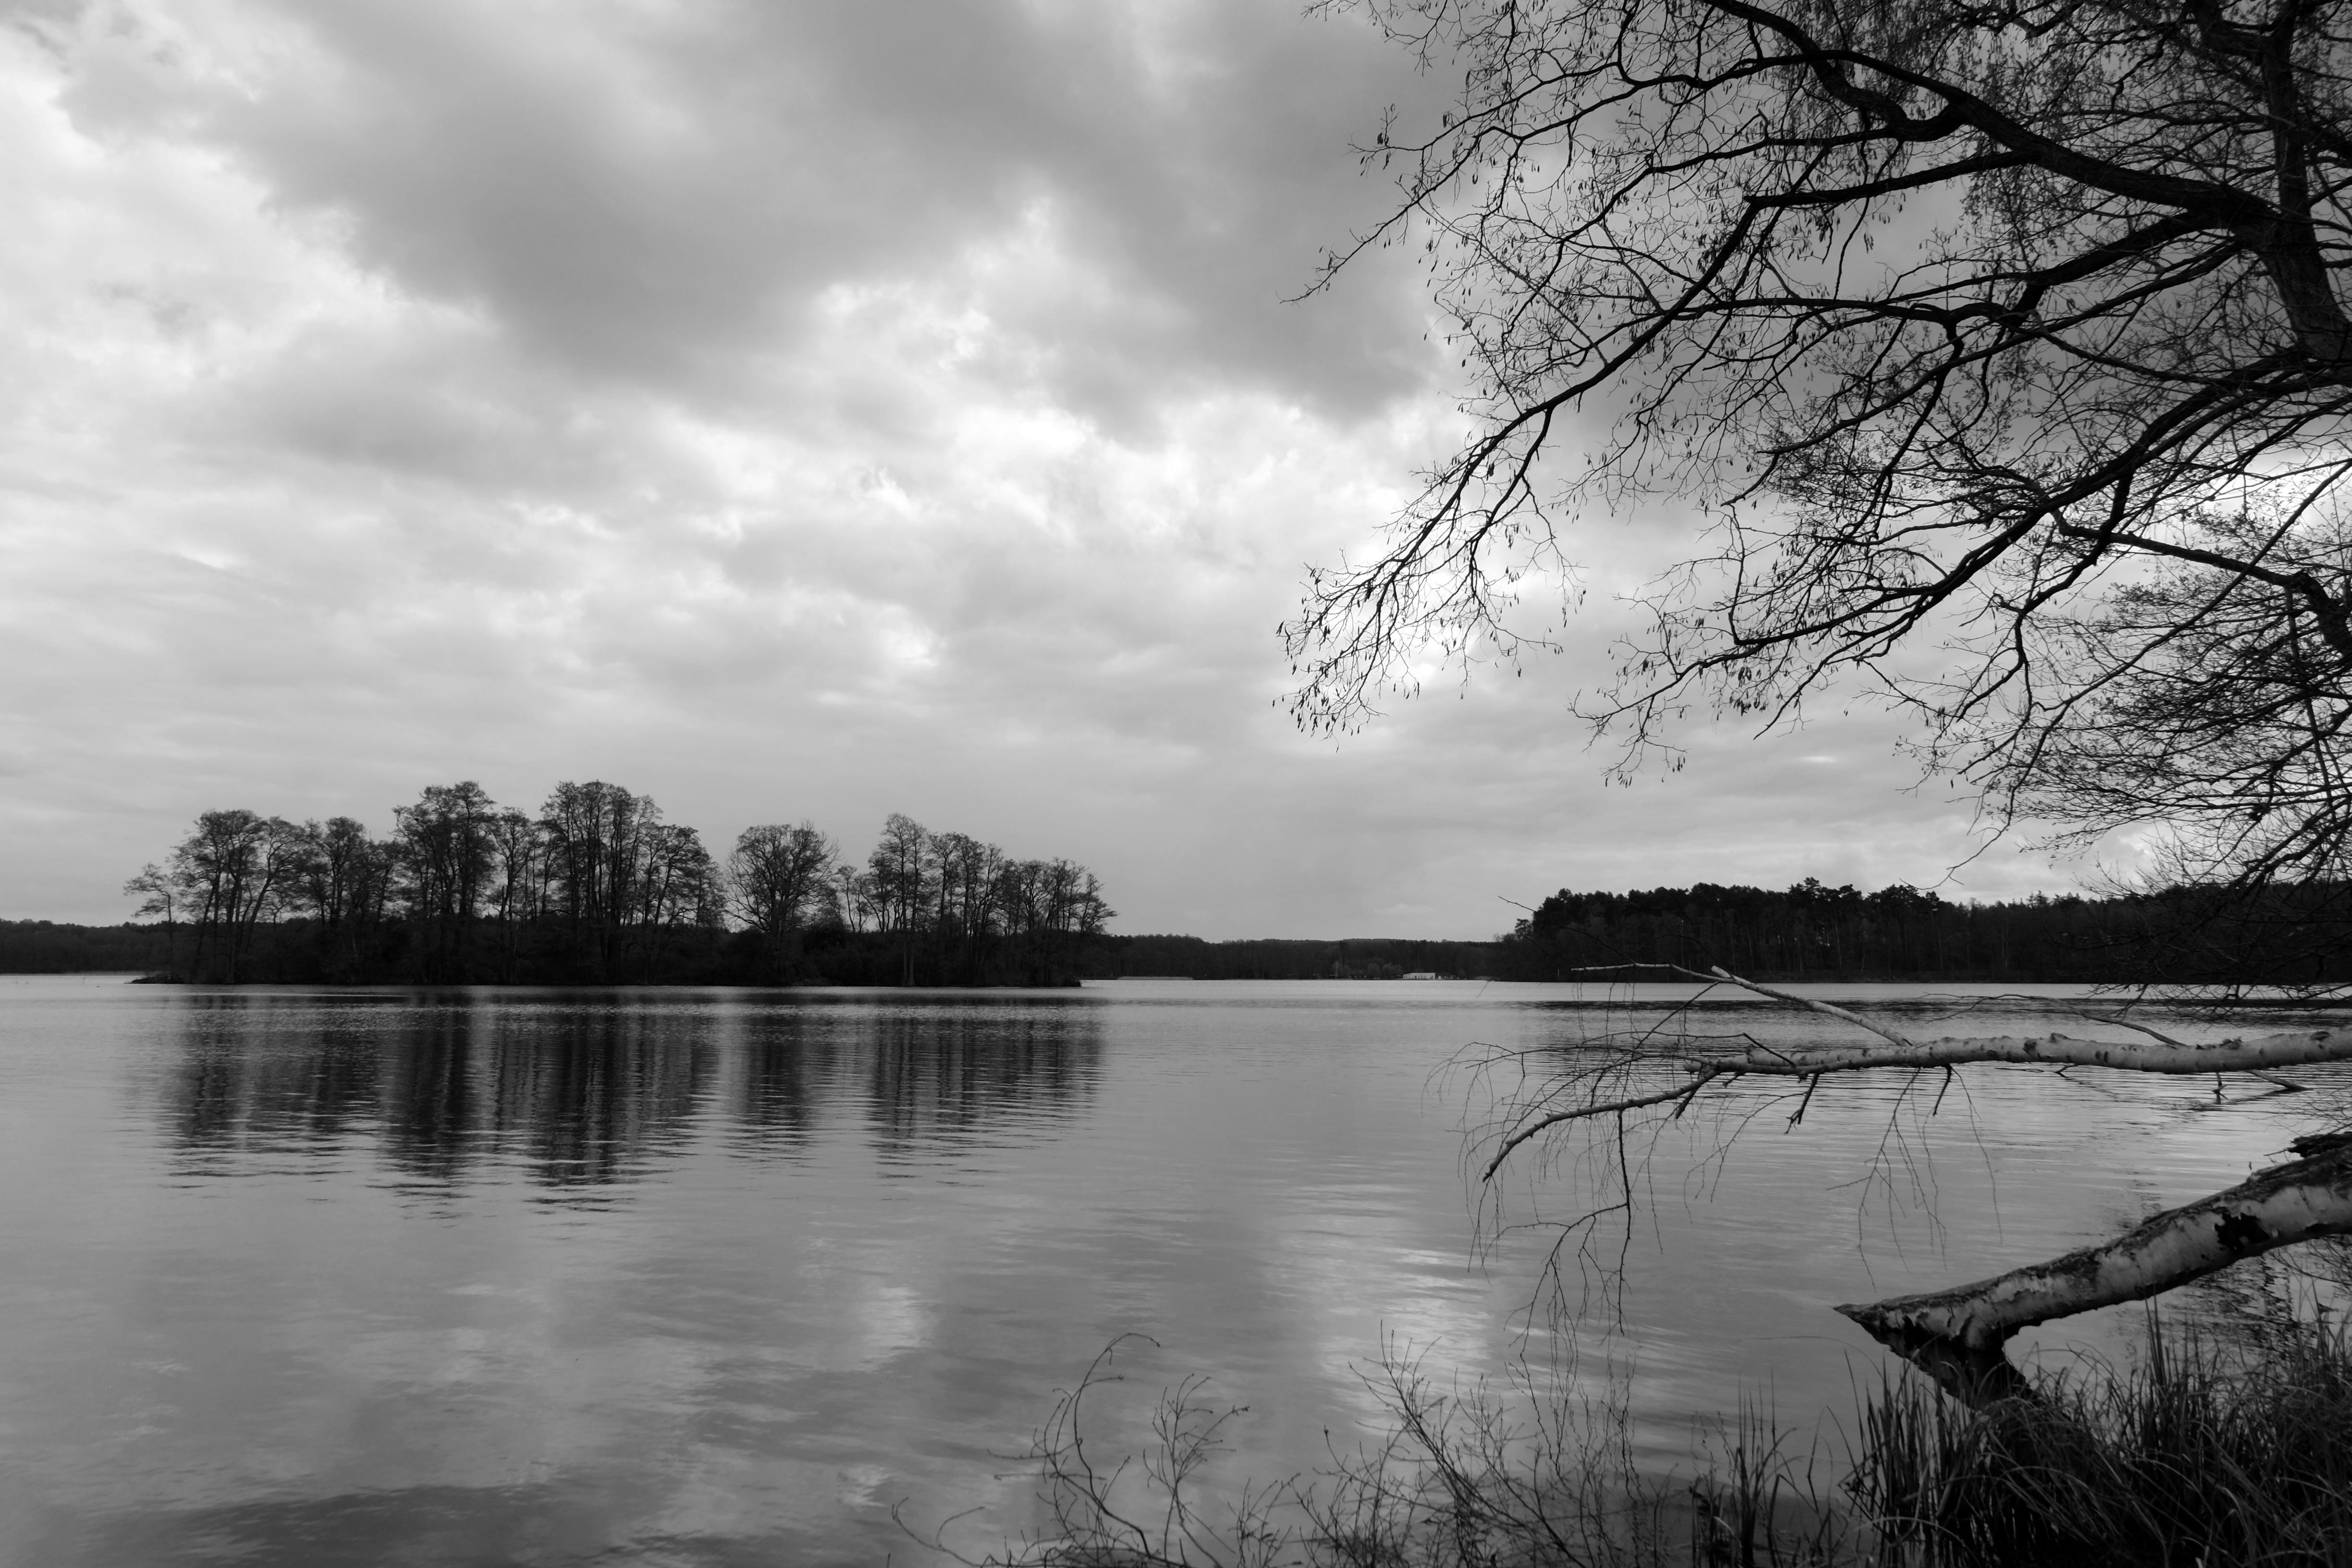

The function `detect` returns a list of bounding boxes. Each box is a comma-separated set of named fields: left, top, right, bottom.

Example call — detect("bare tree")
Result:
left=830, top=862, right=876, bottom=933
left=286, top=816, right=395, bottom=980
left=165, top=809, right=305, bottom=982
left=867, top=813, right=932, bottom=985
left=929, top=830, right=1003, bottom=978
left=539, top=780, right=651, bottom=981
left=122, top=862, right=180, bottom=978
left=631, top=819, right=722, bottom=972
left=728, top=822, right=837, bottom=982
left=984, top=857, right=1115, bottom=985
left=484, top=808, right=544, bottom=982
left=1287, top=0, right=2352, bottom=906
left=394, top=782, right=500, bottom=982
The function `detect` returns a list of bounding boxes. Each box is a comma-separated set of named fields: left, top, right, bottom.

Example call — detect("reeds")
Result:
left=1850, top=1315, right=2352, bottom=1568
left=920, top=1318, right=2352, bottom=1568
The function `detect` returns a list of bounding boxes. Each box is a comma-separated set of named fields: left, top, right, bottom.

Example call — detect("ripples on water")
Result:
left=0, top=976, right=2344, bottom=1566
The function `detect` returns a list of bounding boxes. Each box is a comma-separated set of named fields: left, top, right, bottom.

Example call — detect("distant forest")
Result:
left=102, top=783, right=1113, bottom=986
left=12, top=815, right=2336, bottom=983
left=1484, top=879, right=2337, bottom=985
left=1119, top=877, right=2344, bottom=985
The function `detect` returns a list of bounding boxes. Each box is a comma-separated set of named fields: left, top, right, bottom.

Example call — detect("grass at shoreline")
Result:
left=1850, top=1319, right=2352, bottom=1568
left=920, top=1317, right=2352, bottom=1568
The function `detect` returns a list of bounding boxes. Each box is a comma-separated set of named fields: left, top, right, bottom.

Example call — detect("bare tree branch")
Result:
left=1473, top=965, right=2352, bottom=1397
left=1289, top=0, right=2352, bottom=920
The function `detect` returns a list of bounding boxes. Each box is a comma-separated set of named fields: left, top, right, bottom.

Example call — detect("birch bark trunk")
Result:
left=1478, top=965, right=2352, bottom=1404
left=1840, top=1133, right=2352, bottom=1405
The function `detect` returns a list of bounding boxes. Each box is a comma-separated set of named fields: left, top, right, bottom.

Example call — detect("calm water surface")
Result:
left=2, top=975, right=2344, bottom=1566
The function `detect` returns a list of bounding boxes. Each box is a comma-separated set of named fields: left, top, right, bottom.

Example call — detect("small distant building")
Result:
left=1401, top=971, right=1438, bottom=980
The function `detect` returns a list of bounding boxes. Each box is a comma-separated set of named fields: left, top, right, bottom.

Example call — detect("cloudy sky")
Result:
left=0, top=0, right=2082, bottom=936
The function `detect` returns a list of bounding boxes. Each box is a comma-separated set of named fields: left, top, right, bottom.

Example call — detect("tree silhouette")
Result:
left=1290, top=0, right=2352, bottom=1397
left=1290, top=0, right=2352, bottom=911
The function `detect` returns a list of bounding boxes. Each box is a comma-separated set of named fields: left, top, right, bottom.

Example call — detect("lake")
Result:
left=2, top=975, right=2344, bottom=1566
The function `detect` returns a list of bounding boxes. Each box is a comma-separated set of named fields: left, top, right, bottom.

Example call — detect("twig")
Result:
left=1482, top=1069, right=1719, bottom=1180
left=1787, top=1071, right=1821, bottom=1129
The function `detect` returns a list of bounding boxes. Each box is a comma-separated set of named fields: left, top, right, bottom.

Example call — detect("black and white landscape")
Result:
left=5, top=3, right=2352, bottom=1566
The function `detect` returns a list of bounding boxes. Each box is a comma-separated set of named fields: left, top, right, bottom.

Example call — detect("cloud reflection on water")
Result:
left=17, top=980, right=2343, bottom=1567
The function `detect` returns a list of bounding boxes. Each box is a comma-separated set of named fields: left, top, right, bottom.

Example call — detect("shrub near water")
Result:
left=935, top=1322, right=2352, bottom=1568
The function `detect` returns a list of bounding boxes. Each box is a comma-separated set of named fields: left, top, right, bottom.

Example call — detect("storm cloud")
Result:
left=0, top=0, right=2074, bottom=934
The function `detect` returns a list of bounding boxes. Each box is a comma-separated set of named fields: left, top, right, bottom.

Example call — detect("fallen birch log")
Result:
left=1838, top=1133, right=2352, bottom=1404
left=1479, top=964, right=2352, bottom=1402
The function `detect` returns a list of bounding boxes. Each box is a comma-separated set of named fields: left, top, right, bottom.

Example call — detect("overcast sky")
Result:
left=0, top=0, right=2091, bottom=936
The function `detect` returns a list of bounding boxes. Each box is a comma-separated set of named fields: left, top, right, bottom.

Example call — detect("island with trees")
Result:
left=109, top=785, right=1113, bottom=987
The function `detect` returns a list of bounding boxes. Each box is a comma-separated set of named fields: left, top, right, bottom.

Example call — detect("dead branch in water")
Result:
left=1475, top=965, right=2352, bottom=1404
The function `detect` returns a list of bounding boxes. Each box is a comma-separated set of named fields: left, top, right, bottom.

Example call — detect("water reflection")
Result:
left=15, top=979, right=2347, bottom=1568
left=169, top=1000, right=382, bottom=1160
left=731, top=1013, right=832, bottom=1160
left=378, top=1010, right=474, bottom=1183
left=487, top=1005, right=714, bottom=1189
left=157, top=990, right=1105, bottom=1188
left=862, top=1008, right=1102, bottom=1158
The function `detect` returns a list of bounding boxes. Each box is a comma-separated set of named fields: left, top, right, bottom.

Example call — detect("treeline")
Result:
left=1108, top=935, right=1504, bottom=980
left=1495, top=877, right=2352, bottom=985
left=1102, top=880, right=2352, bottom=985
left=42, top=853, right=2343, bottom=987
left=122, top=782, right=1113, bottom=986
left=0, top=919, right=174, bottom=974
left=1100, top=883, right=2181, bottom=984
